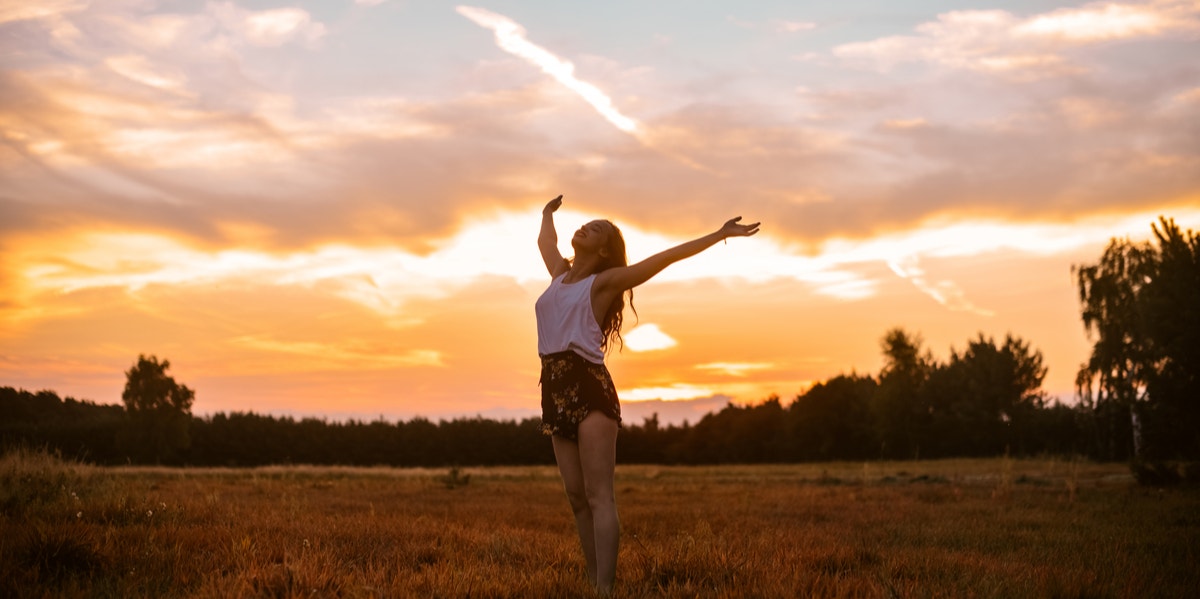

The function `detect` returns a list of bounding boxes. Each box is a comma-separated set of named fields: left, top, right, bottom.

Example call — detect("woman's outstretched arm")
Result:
left=539, top=195, right=569, bottom=277
left=596, top=217, right=760, bottom=294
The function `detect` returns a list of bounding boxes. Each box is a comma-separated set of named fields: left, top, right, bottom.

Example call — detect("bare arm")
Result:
left=538, top=195, right=569, bottom=277
left=595, top=217, right=760, bottom=294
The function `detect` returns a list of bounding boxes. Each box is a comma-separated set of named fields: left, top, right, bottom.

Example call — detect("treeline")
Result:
left=0, top=386, right=553, bottom=467
left=0, top=389, right=124, bottom=461
left=596, top=331, right=1089, bottom=463
left=0, top=329, right=1089, bottom=466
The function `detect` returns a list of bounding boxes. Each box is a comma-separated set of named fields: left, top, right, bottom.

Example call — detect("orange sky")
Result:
left=2, top=1, right=1199, bottom=424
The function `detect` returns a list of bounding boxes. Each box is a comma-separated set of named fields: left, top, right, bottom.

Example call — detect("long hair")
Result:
left=598, top=220, right=636, bottom=353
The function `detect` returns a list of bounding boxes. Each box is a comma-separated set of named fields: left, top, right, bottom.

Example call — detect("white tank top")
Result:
left=535, top=273, right=605, bottom=363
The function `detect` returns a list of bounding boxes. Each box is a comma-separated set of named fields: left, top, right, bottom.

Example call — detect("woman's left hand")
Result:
left=543, top=195, right=563, bottom=216
left=719, top=216, right=760, bottom=239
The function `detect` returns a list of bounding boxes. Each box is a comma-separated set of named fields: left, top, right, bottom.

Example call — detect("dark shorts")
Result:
left=539, top=351, right=622, bottom=441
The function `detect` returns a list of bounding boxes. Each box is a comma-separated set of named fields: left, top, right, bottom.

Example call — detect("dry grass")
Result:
left=2, top=449, right=1196, bottom=598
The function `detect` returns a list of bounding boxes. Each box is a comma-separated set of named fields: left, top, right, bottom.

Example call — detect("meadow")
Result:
left=2, top=449, right=1196, bottom=598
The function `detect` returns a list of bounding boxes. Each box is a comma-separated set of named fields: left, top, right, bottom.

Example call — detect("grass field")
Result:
left=2, top=449, right=1196, bottom=598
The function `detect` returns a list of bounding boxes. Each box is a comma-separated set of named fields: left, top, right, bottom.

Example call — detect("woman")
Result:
left=535, top=194, right=759, bottom=593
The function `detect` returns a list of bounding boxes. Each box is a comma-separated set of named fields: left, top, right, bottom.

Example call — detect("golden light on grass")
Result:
left=3, top=450, right=1196, bottom=598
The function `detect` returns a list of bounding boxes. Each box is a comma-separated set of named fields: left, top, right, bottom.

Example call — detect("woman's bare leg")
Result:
left=552, top=412, right=620, bottom=593
left=553, top=434, right=598, bottom=585
left=577, top=411, right=619, bottom=593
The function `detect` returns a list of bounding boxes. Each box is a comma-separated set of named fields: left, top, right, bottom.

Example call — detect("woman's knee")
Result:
left=584, top=483, right=615, bottom=512
left=564, top=485, right=590, bottom=514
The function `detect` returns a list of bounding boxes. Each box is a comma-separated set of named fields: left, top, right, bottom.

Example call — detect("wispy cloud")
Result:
left=0, top=0, right=86, bottom=25
left=887, top=256, right=995, bottom=316
left=624, top=323, right=678, bottom=352
left=833, top=0, right=1200, bottom=76
left=232, top=336, right=444, bottom=369
left=104, top=55, right=191, bottom=94
left=621, top=384, right=716, bottom=402
left=456, top=5, right=640, bottom=136
left=1016, top=0, right=1197, bottom=41
left=208, top=2, right=327, bottom=48
left=727, top=16, right=816, bottom=33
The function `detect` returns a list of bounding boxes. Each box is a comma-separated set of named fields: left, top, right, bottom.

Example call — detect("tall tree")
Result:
left=1075, top=217, right=1200, bottom=460
left=873, top=328, right=934, bottom=458
left=1138, top=219, right=1200, bottom=459
left=1074, top=235, right=1153, bottom=459
left=118, top=355, right=195, bottom=463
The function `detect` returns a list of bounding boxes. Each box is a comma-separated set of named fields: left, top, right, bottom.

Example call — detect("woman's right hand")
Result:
left=543, top=195, right=563, bottom=215
left=718, top=216, right=761, bottom=239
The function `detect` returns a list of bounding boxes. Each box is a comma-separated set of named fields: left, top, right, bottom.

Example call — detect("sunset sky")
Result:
left=2, top=0, right=1198, bottom=425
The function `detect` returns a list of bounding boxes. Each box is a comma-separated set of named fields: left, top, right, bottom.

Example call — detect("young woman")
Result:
left=535, top=194, right=759, bottom=593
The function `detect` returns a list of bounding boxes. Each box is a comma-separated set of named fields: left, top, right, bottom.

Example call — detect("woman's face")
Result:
left=571, top=220, right=611, bottom=255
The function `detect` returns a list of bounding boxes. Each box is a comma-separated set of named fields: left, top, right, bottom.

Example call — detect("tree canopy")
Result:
left=1074, top=217, right=1200, bottom=460
left=117, top=355, right=195, bottom=464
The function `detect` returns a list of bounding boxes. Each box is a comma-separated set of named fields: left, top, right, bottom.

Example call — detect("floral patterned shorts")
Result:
left=539, top=351, right=622, bottom=441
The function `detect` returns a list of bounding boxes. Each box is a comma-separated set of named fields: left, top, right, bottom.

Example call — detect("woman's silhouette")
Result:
left=535, top=194, right=759, bottom=593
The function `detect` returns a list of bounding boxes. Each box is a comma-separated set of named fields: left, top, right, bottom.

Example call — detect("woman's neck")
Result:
left=564, top=254, right=603, bottom=283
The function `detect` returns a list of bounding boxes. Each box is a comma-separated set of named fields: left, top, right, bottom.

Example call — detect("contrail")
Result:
left=456, top=5, right=641, bottom=137
left=887, top=256, right=995, bottom=317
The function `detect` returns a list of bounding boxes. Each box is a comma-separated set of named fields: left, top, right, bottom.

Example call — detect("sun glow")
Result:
left=695, top=362, right=775, bottom=377
left=620, top=385, right=716, bottom=402
left=10, top=205, right=1200, bottom=327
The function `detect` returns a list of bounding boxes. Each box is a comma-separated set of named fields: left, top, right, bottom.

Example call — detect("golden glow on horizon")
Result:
left=8, top=205, right=1195, bottom=415
left=695, top=362, right=775, bottom=377
left=621, top=384, right=716, bottom=402
left=232, top=336, right=444, bottom=370
left=9, top=204, right=1200, bottom=325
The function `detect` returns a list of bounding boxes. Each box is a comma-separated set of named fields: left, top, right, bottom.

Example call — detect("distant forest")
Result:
left=0, top=329, right=1121, bottom=467
left=2, top=217, right=1197, bottom=469
left=0, top=354, right=1083, bottom=468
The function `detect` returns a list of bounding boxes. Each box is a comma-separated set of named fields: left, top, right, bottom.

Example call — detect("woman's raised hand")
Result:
left=719, top=216, right=760, bottom=239
left=543, top=195, right=563, bottom=215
